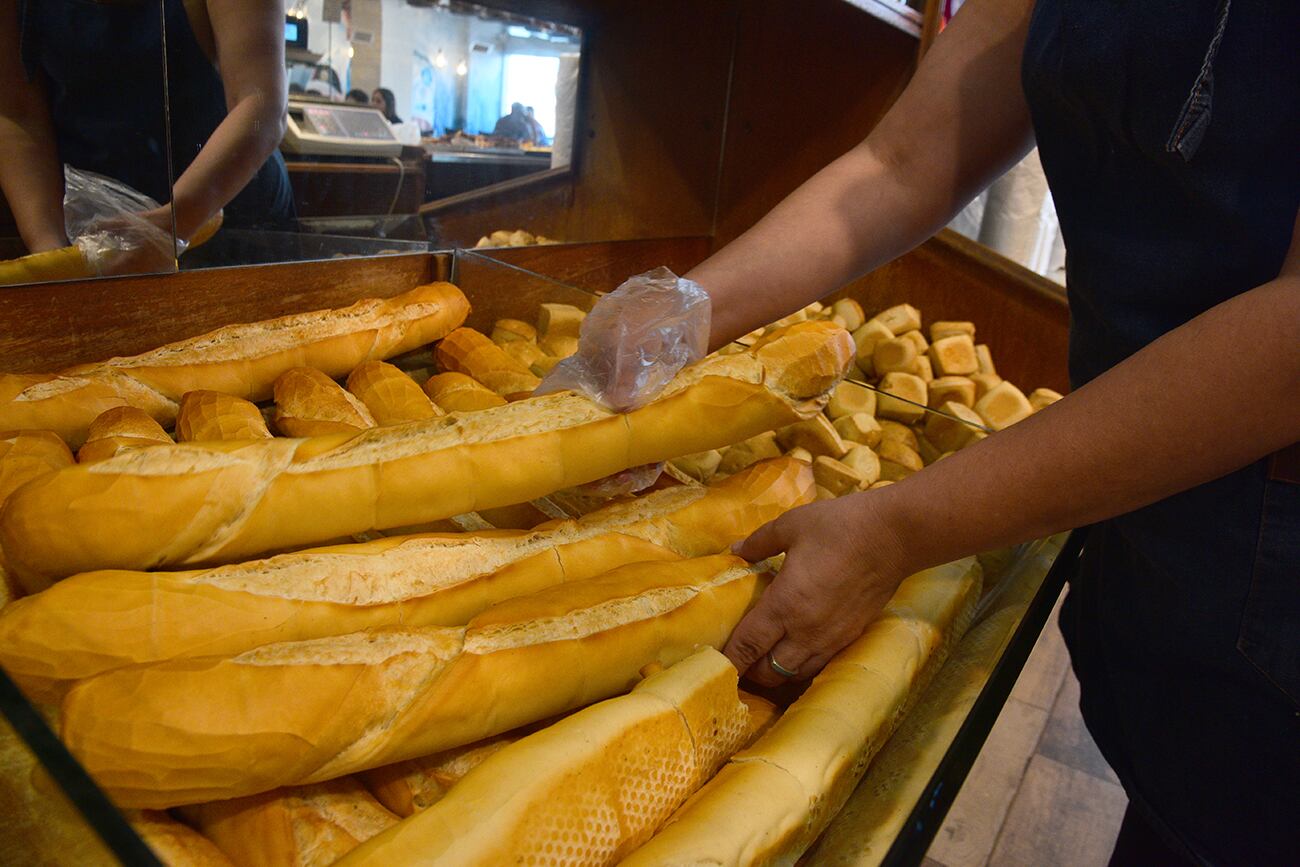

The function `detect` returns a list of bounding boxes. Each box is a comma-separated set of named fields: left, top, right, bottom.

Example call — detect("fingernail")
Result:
left=730, top=541, right=743, bottom=555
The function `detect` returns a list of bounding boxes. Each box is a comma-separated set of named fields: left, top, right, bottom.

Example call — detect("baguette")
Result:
left=362, top=732, right=522, bottom=817
left=421, top=371, right=507, bottom=412
left=336, top=647, right=748, bottom=866
left=0, top=458, right=811, bottom=693
left=0, top=283, right=469, bottom=446
left=180, top=777, right=398, bottom=867
left=60, top=553, right=769, bottom=807
left=621, top=557, right=982, bottom=866
left=434, top=327, right=541, bottom=400
left=345, top=361, right=442, bottom=425
left=273, top=367, right=376, bottom=436
left=2, top=322, right=852, bottom=583
left=175, top=391, right=273, bottom=442
left=126, top=810, right=235, bottom=867
left=76, top=406, right=172, bottom=463
left=0, top=431, right=73, bottom=605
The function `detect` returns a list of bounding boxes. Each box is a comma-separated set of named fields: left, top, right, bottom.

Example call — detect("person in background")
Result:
left=345, top=89, right=369, bottom=105
left=0, top=0, right=294, bottom=254
left=524, top=106, right=546, bottom=145
left=492, top=102, right=532, bottom=142
left=370, top=88, right=401, bottom=125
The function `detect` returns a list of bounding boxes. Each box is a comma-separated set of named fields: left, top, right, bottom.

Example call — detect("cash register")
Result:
left=281, top=98, right=403, bottom=159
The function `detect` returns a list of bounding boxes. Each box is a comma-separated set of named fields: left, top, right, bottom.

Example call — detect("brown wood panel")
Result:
left=710, top=0, right=918, bottom=246
left=423, top=0, right=740, bottom=248
left=473, top=236, right=712, bottom=294
left=0, top=253, right=442, bottom=373
left=835, top=230, right=1071, bottom=394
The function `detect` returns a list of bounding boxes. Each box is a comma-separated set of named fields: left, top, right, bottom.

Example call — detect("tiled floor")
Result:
left=925, top=591, right=1128, bottom=867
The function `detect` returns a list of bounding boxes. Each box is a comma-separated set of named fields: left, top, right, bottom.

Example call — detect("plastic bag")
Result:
left=64, top=166, right=177, bottom=277
left=536, top=266, right=711, bottom=413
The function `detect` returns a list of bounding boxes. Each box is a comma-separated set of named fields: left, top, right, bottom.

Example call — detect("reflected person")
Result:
left=492, top=102, right=532, bottom=142
left=0, top=0, right=296, bottom=255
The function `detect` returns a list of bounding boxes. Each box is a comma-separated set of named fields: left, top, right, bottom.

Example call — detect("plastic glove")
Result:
left=536, top=266, right=711, bottom=413
left=63, top=166, right=177, bottom=277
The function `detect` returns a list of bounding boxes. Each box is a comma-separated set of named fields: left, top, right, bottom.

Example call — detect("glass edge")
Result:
left=877, top=527, right=1087, bottom=867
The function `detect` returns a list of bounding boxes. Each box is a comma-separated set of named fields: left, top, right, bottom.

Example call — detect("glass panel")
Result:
left=165, top=1, right=583, bottom=270
left=0, top=0, right=178, bottom=287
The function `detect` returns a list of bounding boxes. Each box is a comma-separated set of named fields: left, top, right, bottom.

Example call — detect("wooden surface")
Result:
left=709, top=1, right=917, bottom=246
left=473, top=236, right=712, bottom=294
left=286, top=158, right=425, bottom=218
left=927, top=592, right=1127, bottom=867
left=0, top=253, right=441, bottom=372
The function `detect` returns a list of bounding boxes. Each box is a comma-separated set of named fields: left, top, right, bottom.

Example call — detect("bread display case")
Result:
left=0, top=234, right=1077, bottom=865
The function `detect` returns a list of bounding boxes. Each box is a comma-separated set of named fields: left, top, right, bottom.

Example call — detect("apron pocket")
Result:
left=1237, top=475, right=1300, bottom=708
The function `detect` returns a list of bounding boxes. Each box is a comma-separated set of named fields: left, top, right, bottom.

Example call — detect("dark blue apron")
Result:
left=19, top=0, right=294, bottom=230
left=1023, top=1, right=1299, bottom=864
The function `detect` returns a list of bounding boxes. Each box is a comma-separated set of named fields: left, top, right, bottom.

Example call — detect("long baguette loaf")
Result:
left=337, top=647, right=749, bottom=867
left=362, top=731, right=524, bottom=817
left=60, top=553, right=769, bottom=807
left=0, top=458, right=810, bottom=695
left=620, top=557, right=982, bottom=866
left=180, top=777, right=398, bottom=867
left=0, top=282, right=469, bottom=446
left=1, top=321, right=853, bottom=584
left=0, top=431, right=73, bottom=605
left=125, top=810, right=236, bottom=867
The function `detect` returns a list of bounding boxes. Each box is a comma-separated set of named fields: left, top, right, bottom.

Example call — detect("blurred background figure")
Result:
left=370, top=88, right=401, bottom=124
left=492, top=102, right=532, bottom=141
left=345, top=89, right=369, bottom=105
left=524, top=106, right=547, bottom=145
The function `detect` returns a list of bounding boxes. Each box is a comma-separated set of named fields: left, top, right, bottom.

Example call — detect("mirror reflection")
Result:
left=0, top=0, right=184, bottom=284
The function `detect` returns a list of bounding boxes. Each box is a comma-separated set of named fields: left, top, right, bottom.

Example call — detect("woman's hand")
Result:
left=725, top=491, right=913, bottom=688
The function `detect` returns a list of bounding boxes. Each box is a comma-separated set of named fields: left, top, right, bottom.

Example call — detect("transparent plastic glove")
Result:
left=536, top=266, right=711, bottom=413
left=63, top=166, right=178, bottom=277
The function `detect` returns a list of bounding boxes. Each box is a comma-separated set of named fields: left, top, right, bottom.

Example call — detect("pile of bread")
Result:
left=0, top=280, right=1044, bottom=866
left=473, top=228, right=559, bottom=249
left=673, top=297, right=1062, bottom=501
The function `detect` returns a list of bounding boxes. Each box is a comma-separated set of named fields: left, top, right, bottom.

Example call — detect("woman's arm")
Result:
left=728, top=214, right=1300, bottom=686
left=162, top=0, right=287, bottom=240
left=0, top=1, right=69, bottom=253
left=691, top=0, right=1038, bottom=347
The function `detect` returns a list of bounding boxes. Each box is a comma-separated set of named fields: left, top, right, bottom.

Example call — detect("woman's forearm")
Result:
left=691, top=0, right=1039, bottom=348
left=0, top=120, right=66, bottom=252
left=869, top=266, right=1300, bottom=576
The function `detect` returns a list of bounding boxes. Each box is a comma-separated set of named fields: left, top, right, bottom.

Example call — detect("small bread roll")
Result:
left=785, top=446, right=813, bottom=463
left=1028, top=387, right=1064, bottom=411
left=877, top=420, right=920, bottom=453
left=529, top=356, right=562, bottom=377
left=830, top=299, right=865, bottom=332
left=776, top=415, right=847, bottom=459
left=435, top=328, right=541, bottom=400
left=176, top=391, right=273, bottom=442
left=841, top=444, right=881, bottom=486
left=871, top=304, right=921, bottom=335
left=717, top=431, right=782, bottom=476
left=928, top=375, right=977, bottom=408
left=875, top=372, right=927, bottom=423
left=915, top=355, right=934, bottom=383
left=273, top=368, right=376, bottom=437
left=347, top=361, right=442, bottom=426
left=873, top=338, right=918, bottom=377
left=975, top=344, right=997, bottom=376
left=422, top=372, right=507, bottom=413
left=833, top=412, right=883, bottom=448
left=537, top=303, right=586, bottom=340
left=490, top=319, right=537, bottom=345
left=670, top=449, right=724, bottom=482
left=850, top=320, right=893, bottom=377
left=826, top=381, right=876, bottom=420
left=878, top=439, right=923, bottom=473
left=539, top=334, right=580, bottom=360
left=928, top=335, right=979, bottom=377
left=930, top=320, right=975, bottom=342
left=975, top=381, right=1034, bottom=430
left=813, top=456, right=865, bottom=496
left=900, top=330, right=929, bottom=355
left=77, top=407, right=171, bottom=463
left=924, top=401, right=987, bottom=452
left=970, top=372, right=1003, bottom=399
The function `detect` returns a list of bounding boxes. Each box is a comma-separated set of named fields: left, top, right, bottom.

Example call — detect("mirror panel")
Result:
left=0, top=0, right=178, bottom=287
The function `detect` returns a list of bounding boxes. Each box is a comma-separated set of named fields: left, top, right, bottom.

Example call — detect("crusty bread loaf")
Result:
left=60, top=553, right=768, bottom=807
left=0, top=458, right=811, bottom=694
left=273, top=367, right=377, bottom=436
left=421, top=371, right=506, bottom=412
left=361, top=730, right=524, bottom=817
left=808, top=538, right=1066, bottom=865
left=75, top=406, right=173, bottom=463
left=336, top=648, right=749, bottom=866
left=0, top=431, right=74, bottom=605
left=180, top=777, right=398, bottom=867
left=434, top=327, right=541, bottom=400
left=620, top=557, right=982, bottom=866
left=0, top=283, right=468, bottom=446
left=1, top=322, right=853, bottom=584
left=345, top=361, right=441, bottom=425
left=126, top=810, right=236, bottom=867
left=175, top=391, right=272, bottom=442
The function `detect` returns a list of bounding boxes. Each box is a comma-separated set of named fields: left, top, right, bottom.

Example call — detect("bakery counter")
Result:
left=0, top=238, right=1075, bottom=866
